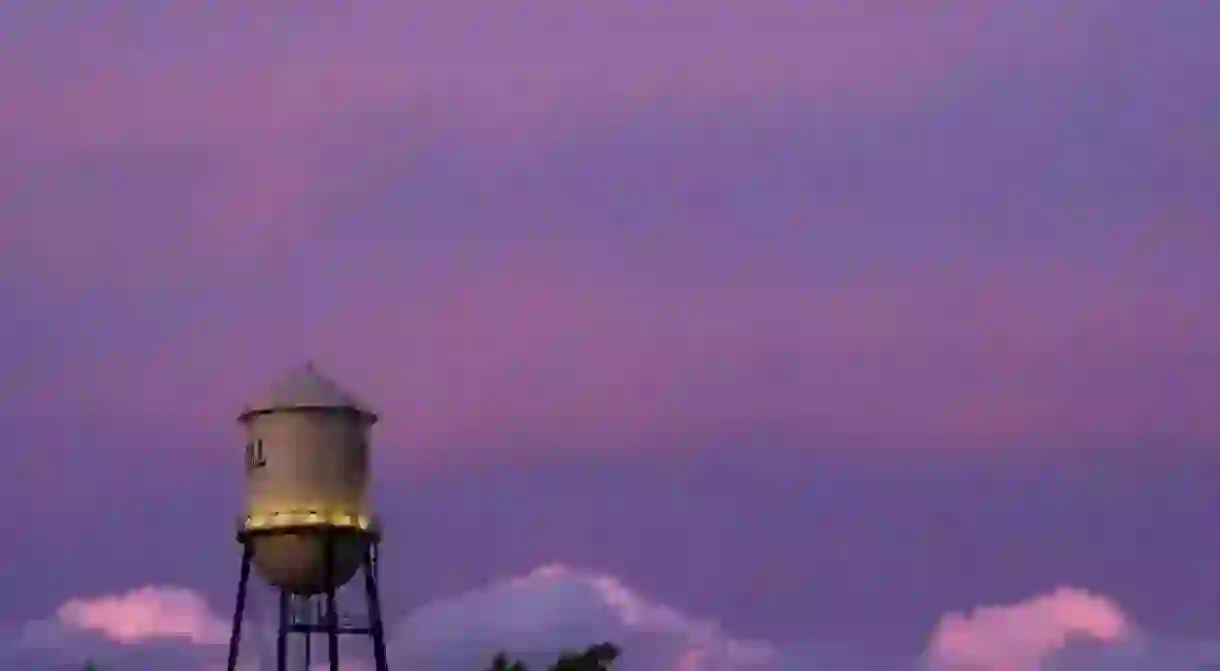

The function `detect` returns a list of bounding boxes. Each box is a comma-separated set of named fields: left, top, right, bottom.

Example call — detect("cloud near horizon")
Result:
left=56, top=586, right=229, bottom=647
left=12, top=565, right=1220, bottom=671
left=924, top=587, right=1133, bottom=670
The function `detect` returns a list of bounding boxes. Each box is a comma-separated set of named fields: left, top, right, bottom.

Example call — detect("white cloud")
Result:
left=923, top=587, right=1134, bottom=671
left=56, top=585, right=230, bottom=646
left=8, top=572, right=1220, bottom=671
left=392, top=563, right=777, bottom=670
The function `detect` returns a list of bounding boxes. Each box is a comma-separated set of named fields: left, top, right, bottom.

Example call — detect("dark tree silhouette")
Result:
left=486, top=650, right=529, bottom=671
left=485, top=642, right=619, bottom=671
left=547, top=642, right=621, bottom=671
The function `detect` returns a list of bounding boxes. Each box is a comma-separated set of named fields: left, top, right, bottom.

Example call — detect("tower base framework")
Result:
left=226, top=525, right=389, bottom=671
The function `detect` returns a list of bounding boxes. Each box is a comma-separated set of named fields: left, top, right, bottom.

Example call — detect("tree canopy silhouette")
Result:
left=487, top=651, right=529, bottom=671
left=484, top=641, right=620, bottom=671
left=549, top=641, right=621, bottom=670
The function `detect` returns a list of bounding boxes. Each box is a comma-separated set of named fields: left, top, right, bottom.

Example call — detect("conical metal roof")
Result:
left=238, top=362, right=377, bottom=421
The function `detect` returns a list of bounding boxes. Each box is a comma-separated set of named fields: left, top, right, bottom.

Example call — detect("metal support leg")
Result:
left=276, top=591, right=289, bottom=671
left=324, top=531, right=340, bottom=671
left=364, top=543, right=389, bottom=671
left=226, top=540, right=254, bottom=671
left=372, top=540, right=380, bottom=583
left=304, top=601, right=312, bottom=671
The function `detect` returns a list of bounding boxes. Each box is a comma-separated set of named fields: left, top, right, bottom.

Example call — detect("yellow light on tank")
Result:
left=244, top=506, right=372, bottom=530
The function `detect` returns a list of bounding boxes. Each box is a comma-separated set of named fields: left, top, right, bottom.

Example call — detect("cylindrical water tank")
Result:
left=238, top=364, right=378, bottom=595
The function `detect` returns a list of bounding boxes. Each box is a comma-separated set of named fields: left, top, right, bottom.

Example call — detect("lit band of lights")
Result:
left=242, top=509, right=374, bottom=531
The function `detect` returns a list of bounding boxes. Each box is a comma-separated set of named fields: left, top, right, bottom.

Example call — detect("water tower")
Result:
left=225, top=364, right=389, bottom=671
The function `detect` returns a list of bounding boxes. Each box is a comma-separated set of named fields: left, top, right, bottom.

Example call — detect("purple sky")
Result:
left=1, top=2, right=1218, bottom=669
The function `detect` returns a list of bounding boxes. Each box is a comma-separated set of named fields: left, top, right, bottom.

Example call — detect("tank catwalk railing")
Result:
left=288, top=595, right=373, bottom=634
